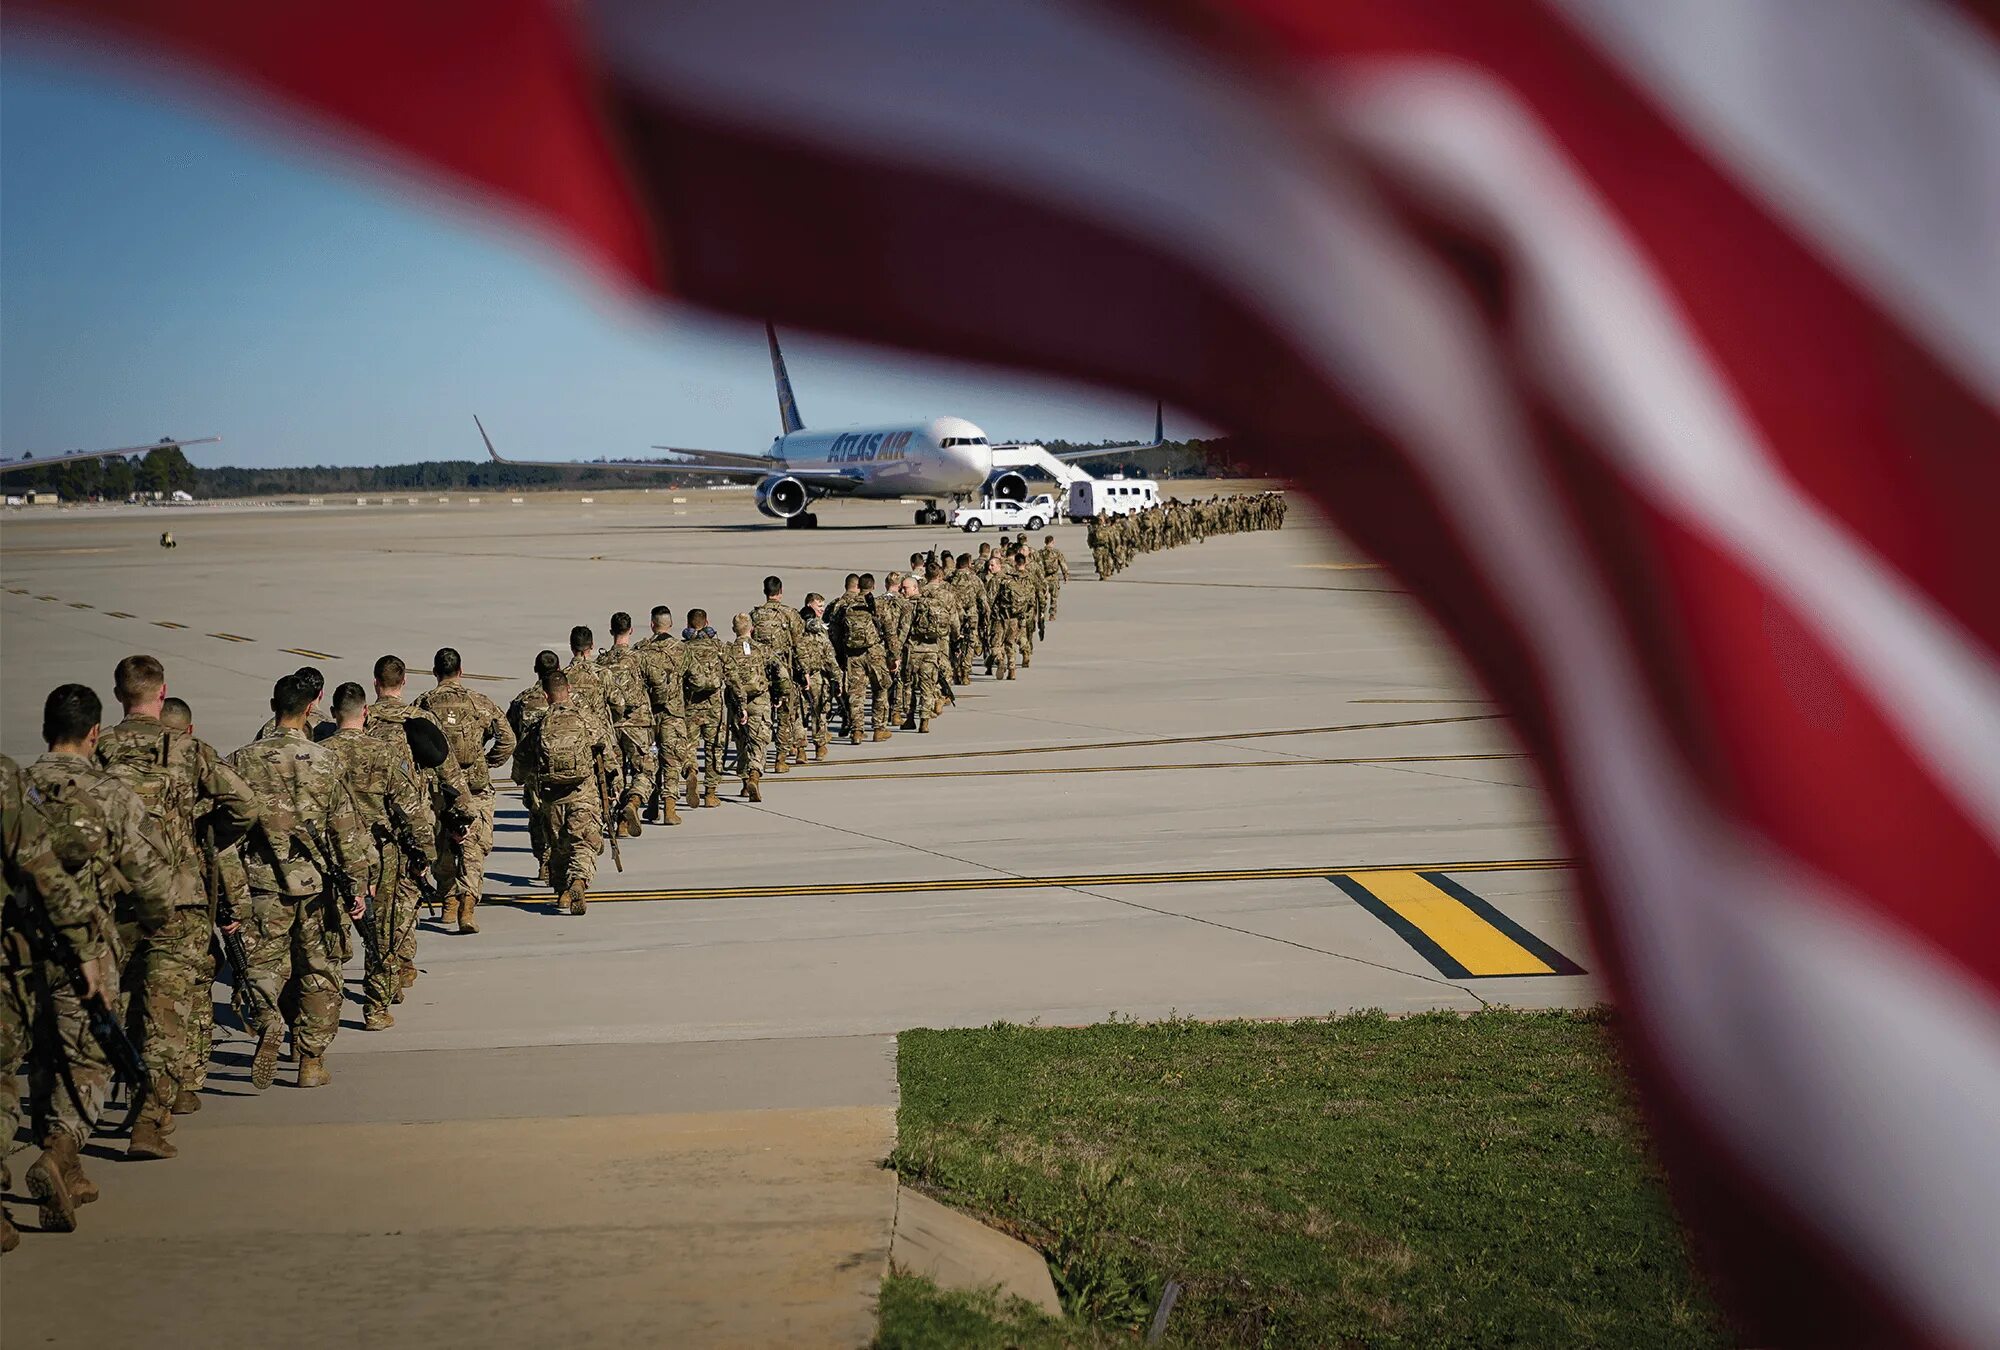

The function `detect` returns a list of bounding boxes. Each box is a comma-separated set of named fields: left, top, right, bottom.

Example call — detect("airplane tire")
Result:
left=914, top=510, right=928, bottom=526
left=802, top=513, right=819, bottom=529
left=785, top=514, right=805, bottom=529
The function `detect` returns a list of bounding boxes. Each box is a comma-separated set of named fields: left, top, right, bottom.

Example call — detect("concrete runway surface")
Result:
left=0, top=488, right=1589, bottom=1345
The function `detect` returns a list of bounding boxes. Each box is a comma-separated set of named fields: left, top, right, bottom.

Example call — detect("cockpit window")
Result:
left=940, top=436, right=990, bottom=447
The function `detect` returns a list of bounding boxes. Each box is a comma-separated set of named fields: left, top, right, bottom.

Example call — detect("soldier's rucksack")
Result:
left=97, top=728, right=194, bottom=847
left=841, top=600, right=882, bottom=654
left=910, top=594, right=949, bottom=643
left=749, top=603, right=787, bottom=650
left=33, top=772, right=112, bottom=876
left=536, top=707, right=595, bottom=792
left=683, top=639, right=724, bottom=699
left=422, top=685, right=491, bottom=788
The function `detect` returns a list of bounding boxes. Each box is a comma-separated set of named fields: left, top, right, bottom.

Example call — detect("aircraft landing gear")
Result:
left=914, top=500, right=947, bottom=525
left=785, top=511, right=820, bottom=529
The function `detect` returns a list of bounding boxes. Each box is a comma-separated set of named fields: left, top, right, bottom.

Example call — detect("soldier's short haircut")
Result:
left=610, top=611, right=633, bottom=637
left=272, top=674, right=314, bottom=720
left=804, top=592, right=825, bottom=605
left=540, top=668, right=569, bottom=696
left=763, top=575, right=783, bottom=598
left=650, top=605, right=672, bottom=628
left=1044, top=535, right=1054, bottom=544
left=886, top=571, right=901, bottom=586
left=859, top=573, right=876, bottom=592
left=687, top=608, right=708, bottom=628
left=911, top=553, right=924, bottom=566
left=843, top=573, right=859, bottom=588
left=160, top=697, right=192, bottom=730
left=295, top=666, right=326, bottom=695
left=1013, top=552, right=1029, bottom=565
left=331, top=681, right=368, bottom=720
left=374, top=654, right=407, bottom=687
left=733, top=612, right=753, bottom=636
left=926, top=566, right=943, bottom=581
left=956, top=553, right=972, bottom=567
left=533, top=649, right=562, bottom=677
left=570, top=625, right=593, bottom=653
left=432, top=648, right=462, bottom=679
left=43, top=683, right=102, bottom=746
left=113, top=654, right=166, bottom=706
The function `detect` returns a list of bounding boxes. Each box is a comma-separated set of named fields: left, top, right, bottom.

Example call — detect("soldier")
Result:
left=565, top=625, right=612, bottom=731
left=14, top=688, right=180, bottom=1224
left=227, top=673, right=373, bottom=1091
left=1038, top=534, right=1070, bottom=631
left=417, top=648, right=515, bottom=935
left=877, top=571, right=912, bottom=732
left=634, top=607, right=691, bottom=824
left=255, top=665, right=332, bottom=741
left=323, top=682, right=435, bottom=1032
left=518, top=670, right=609, bottom=916
left=796, top=594, right=843, bottom=761
left=722, top=614, right=773, bottom=802
left=506, top=650, right=565, bottom=883
left=901, top=573, right=953, bottom=733
left=981, top=556, right=1006, bottom=674
left=992, top=555, right=1039, bottom=680
left=750, top=576, right=808, bottom=773
left=597, top=613, right=655, bottom=837
left=95, top=655, right=258, bottom=1152
left=0, top=752, right=110, bottom=1252
left=1015, top=550, right=1046, bottom=668
left=680, top=610, right=728, bottom=809
left=839, top=577, right=893, bottom=743
left=366, top=655, right=467, bottom=974
left=948, top=552, right=985, bottom=685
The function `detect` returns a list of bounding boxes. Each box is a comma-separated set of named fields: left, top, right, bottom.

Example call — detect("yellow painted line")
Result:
left=483, top=856, right=1570, bottom=907
left=1331, top=871, right=1584, bottom=979
left=106, top=611, right=136, bottom=619
left=1296, top=562, right=1386, bottom=571
left=281, top=647, right=341, bottom=660
left=153, top=621, right=188, bottom=629
left=793, top=752, right=1525, bottom=784
left=208, top=632, right=255, bottom=643
left=5, top=588, right=29, bottom=595
left=68, top=602, right=93, bottom=609
left=35, top=595, right=59, bottom=602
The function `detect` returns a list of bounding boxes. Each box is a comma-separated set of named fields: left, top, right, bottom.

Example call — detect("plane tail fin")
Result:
left=767, top=322, right=805, bottom=435
left=474, top=414, right=502, bottom=462
left=1154, top=401, right=1164, bottom=445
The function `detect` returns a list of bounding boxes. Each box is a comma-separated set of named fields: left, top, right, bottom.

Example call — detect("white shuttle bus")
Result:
left=1068, top=476, right=1160, bottom=520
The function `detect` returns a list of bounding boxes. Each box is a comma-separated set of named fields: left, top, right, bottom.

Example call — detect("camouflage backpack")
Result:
left=422, top=684, right=492, bottom=788
left=683, top=639, right=725, bottom=699
left=536, top=705, right=595, bottom=792
left=841, top=599, right=883, bottom=654
left=97, top=727, right=196, bottom=857
left=749, top=602, right=788, bottom=650
left=31, top=771, right=112, bottom=879
left=910, top=593, right=950, bottom=644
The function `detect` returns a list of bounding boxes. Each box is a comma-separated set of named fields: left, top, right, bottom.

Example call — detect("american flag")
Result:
left=19, top=2, right=1999, bottom=1342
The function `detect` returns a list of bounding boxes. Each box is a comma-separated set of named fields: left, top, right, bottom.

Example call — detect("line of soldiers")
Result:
left=510, top=538, right=1071, bottom=914
left=1087, top=491, right=1287, bottom=577
left=0, top=536, right=1076, bottom=1245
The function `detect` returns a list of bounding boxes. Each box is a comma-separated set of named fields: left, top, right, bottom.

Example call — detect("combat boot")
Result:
left=440, top=893, right=462, bottom=928
left=364, top=1007, right=395, bottom=1031
left=772, top=755, right=789, bottom=775
left=566, top=884, right=588, bottom=916
left=402, top=962, right=418, bottom=989
left=847, top=731, right=862, bottom=746
left=660, top=794, right=681, bottom=826
left=816, top=739, right=830, bottom=762
left=457, top=892, right=479, bottom=935
left=703, top=782, right=720, bottom=809
left=620, top=794, right=644, bottom=837
left=61, top=1136, right=99, bottom=1205
left=173, top=1088, right=202, bottom=1115
left=26, top=1138, right=77, bottom=1232
left=685, top=768, right=701, bottom=808
left=126, top=1097, right=178, bottom=1160
left=746, top=769, right=763, bottom=803
left=873, top=727, right=893, bottom=742
left=533, top=857, right=550, bottom=885
left=297, top=1054, right=331, bottom=1088
left=250, top=1018, right=284, bottom=1091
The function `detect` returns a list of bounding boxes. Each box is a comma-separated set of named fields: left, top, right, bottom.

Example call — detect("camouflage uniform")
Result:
left=597, top=643, right=657, bottom=833
left=876, top=587, right=912, bottom=736
left=95, top=714, right=257, bottom=1112
left=326, top=728, right=435, bottom=1022
left=1, top=754, right=112, bottom=1241
left=947, top=567, right=985, bottom=684
left=415, top=679, right=515, bottom=930
left=992, top=570, right=1036, bottom=679
left=254, top=707, right=331, bottom=741
left=680, top=630, right=730, bottom=806
left=796, top=616, right=843, bottom=756
left=506, top=680, right=553, bottom=876
left=564, top=654, right=612, bottom=733
left=520, top=703, right=609, bottom=911
left=749, top=599, right=808, bottom=770
left=901, top=585, right=955, bottom=732
left=226, top=728, right=371, bottom=1072
left=839, top=596, right=893, bottom=739
left=10, top=754, right=177, bottom=1178
left=365, top=694, right=466, bottom=965
left=722, top=635, right=772, bottom=799
left=634, top=632, right=694, bottom=820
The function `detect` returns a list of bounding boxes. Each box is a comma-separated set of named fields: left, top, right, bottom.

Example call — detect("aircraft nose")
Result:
left=957, top=441, right=993, bottom=483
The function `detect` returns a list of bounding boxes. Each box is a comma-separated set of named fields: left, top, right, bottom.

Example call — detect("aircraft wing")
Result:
left=1003, top=401, right=1166, bottom=464
left=0, top=436, right=221, bottom=475
left=648, top=444, right=775, bottom=470
left=477, top=416, right=860, bottom=493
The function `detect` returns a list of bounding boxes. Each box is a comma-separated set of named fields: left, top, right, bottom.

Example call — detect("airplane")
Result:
left=476, top=325, right=1161, bottom=527
left=0, top=436, right=221, bottom=475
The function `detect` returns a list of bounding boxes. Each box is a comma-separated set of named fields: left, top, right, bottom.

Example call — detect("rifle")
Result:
left=299, top=823, right=372, bottom=967
left=12, top=898, right=148, bottom=1136
left=594, top=746, right=623, bottom=872
left=203, top=821, right=276, bottom=1026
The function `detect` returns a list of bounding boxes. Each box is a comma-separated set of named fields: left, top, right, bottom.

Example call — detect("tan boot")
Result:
left=621, top=795, right=644, bottom=837
left=441, top=893, right=461, bottom=927
left=401, top=962, right=418, bottom=989
left=126, top=1099, right=178, bottom=1161
left=661, top=794, right=681, bottom=826
left=873, top=728, right=892, bottom=742
left=251, top=1019, right=285, bottom=1091
left=457, top=893, right=479, bottom=935
left=173, top=1088, right=202, bottom=1115
left=297, top=1054, right=331, bottom=1088
left=703, top=783, right=720, bottom=809
left=685, top=769, right=701, bottom=807
left=26, top=1138, right=77, bottom=1231
left=816, top=739, right=830, bottom=762
left=59, top=1134, right=99, bottom=1205
left=772, top=756, right=789, bottom=774
left=364, top=1008, right=395, bottom=1031
left=566, top=884, right=588, bottom=916
left=746, top=769, right=763, bottom=803
left=533, top=857, right=550, bottom=884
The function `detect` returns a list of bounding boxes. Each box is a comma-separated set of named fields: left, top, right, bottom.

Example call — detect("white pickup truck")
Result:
left=949, top=494, right=1058, bottom=532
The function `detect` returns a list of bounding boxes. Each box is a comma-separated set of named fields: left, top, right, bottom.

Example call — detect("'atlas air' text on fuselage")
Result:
left=824, top=429, right=915, bottom=463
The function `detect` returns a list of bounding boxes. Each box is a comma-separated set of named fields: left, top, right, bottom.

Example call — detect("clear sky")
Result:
left=1, top=48, right=1176, bottom=468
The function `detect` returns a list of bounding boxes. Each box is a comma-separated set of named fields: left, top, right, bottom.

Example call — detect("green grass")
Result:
left=886, top=1010, right=1729, bottom=1348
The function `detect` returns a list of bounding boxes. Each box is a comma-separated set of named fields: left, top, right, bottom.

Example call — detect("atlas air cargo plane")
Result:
left=477, top=325, right=1160, bottom=527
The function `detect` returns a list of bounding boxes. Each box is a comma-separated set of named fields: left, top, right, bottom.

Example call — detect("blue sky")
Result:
left=1, top=50, right=1172, bottom=468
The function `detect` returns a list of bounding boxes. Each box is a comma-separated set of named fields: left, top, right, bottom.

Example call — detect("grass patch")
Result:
left=876, top=1272, right=1104, bottom=1349
left=890, top=1009, right=1728, bottom=1348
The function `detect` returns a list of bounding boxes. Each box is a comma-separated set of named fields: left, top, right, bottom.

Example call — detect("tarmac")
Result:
left=0, top=488, right=1590, bottom=1344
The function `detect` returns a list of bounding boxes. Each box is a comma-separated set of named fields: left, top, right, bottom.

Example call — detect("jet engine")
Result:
left=755, top=474, right=811, bottom=520
left=982, top=470, right=1029, bottom=503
